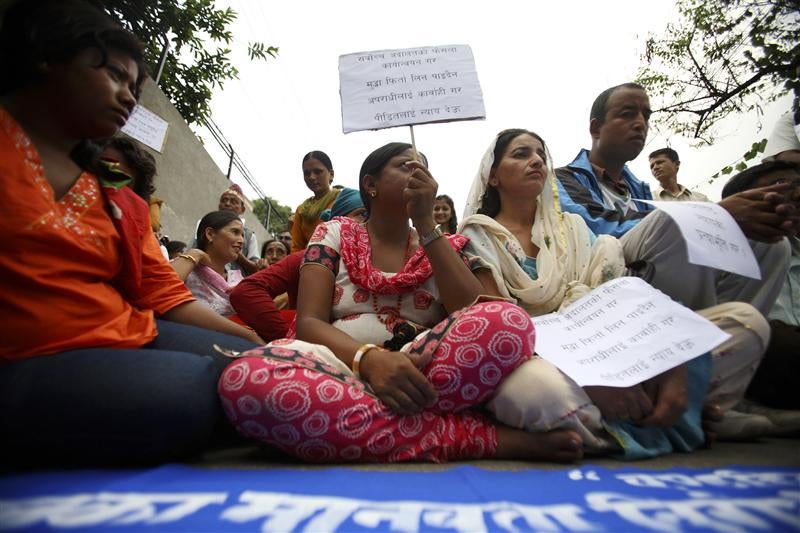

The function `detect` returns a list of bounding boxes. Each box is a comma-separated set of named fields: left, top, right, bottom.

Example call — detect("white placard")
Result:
left=338, top=45, right=486, bottom=133
left=642, top=200, right=760, bottom=279
left=531, top=277, right=730, bottom=387
left=120, top=104, right=169, bottom=153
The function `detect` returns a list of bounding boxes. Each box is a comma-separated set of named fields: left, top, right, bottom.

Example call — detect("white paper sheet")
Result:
left=531, top=277, right=730, bottom=387
left=338, top=45, right=485, bottom=133
left=121, top=104, right=169, bottom=153
left=642, top=200, right=761, bottom=279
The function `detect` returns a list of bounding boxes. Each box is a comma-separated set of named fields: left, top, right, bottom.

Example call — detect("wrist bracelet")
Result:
left=418, top=225, right=443, bottom=247
left=352, top=343, right=380, bottom=379
left=177, top=253, right=198, bottom=264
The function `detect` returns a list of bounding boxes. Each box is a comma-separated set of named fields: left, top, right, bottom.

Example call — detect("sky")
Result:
left=197, top=0, right=792, bottom=226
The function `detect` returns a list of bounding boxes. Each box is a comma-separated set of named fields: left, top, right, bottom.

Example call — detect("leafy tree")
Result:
left=252, top=197, right=292, bottom=236
left=101, top=0, right=278, bottom=124
left=636, top=0, right=798, bottom=179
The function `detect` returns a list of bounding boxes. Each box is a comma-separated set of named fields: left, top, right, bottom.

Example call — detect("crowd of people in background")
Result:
left=1, top=0, right=798, bottom=468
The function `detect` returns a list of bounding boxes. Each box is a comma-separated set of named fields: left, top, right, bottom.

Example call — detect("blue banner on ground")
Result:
left=1, top=465, right=798, bottom=532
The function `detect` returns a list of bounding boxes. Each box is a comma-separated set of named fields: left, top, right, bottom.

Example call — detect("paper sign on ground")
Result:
left=643, top=200, right=760, bottom=279
left=339, top=45, right=485, bottom=133
left=531, top=277, right=730, bottom=387
left=121, top=104, right=169, bottom=153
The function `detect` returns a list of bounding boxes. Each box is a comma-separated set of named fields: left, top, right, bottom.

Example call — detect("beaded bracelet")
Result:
left=177, top=253, right=198, bottom=264
left=352, top=343, right=381, bottom=379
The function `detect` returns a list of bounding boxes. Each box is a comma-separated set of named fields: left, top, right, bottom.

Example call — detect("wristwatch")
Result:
left=418, top=225, right=443, bottom=247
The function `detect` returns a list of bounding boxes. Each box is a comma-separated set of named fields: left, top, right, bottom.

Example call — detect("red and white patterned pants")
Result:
left=218, top=301, right=535, bottom=463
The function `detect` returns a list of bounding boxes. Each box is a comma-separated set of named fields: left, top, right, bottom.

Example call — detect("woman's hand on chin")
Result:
left=359, top=349, right=438, bottom=414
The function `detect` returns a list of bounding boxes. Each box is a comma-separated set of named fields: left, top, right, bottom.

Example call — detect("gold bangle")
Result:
left=352, top=343, right=380, bottom=379
left=177, top=253, right=198, bottom=265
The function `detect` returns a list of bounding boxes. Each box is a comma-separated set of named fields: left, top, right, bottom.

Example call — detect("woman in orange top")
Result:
left=0, top=0, right=262, bottom=466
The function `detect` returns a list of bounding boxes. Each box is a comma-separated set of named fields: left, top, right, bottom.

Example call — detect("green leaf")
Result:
left=104, top=0, right=279, bottom=124
left=635, top=0, right=795, bottom=144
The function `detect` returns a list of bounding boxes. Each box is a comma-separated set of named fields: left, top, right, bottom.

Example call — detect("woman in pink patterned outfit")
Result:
left=218, top=143, right=583, bottom=463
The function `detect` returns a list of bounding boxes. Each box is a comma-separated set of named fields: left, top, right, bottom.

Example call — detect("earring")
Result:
left=369, top=191, right=377, bottom=198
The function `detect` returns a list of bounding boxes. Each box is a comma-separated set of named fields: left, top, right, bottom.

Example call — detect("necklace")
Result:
left=370, top=229, right=413, bottom=327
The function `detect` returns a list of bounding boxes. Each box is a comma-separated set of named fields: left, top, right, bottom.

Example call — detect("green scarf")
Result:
left=297, top=188, right=340, bottom=224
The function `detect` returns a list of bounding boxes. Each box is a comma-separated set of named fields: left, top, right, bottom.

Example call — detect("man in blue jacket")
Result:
left=555, top=83, right=794, bottom=315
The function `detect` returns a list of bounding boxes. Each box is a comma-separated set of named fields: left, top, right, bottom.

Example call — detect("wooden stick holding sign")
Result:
left=338, top=45, right=486, bottom=144
left=409, top=124, right=419, bottom=161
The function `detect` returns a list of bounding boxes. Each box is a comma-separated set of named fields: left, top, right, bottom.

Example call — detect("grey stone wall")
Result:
left=134, top=78, right=269, bottom=249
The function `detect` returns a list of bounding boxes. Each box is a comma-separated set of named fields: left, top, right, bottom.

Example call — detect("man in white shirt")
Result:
left=649, top=147, right=709, bottom=202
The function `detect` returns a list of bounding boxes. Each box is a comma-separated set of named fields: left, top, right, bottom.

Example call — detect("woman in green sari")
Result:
left=290, top=151, right=341, bottom=252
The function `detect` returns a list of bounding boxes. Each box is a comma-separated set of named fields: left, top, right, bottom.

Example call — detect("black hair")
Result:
left=590, top=82, right=646, bottom=125
left=721, top=160, right=800, bottom=198
left=434, top=194, right=458, bottom=233
left=648, top=147, right=680, bottom=163
left=105, top=136, right=157, bottom=201
left=196, top=211, right=242, bottom=251
left=1, top=0, right=149, bottom=194
left=261, top=238, right=289, bottom=258
left=478, top=129, right=546, bottom=218
left=302, top=151, right=334, bottom=172
left=164, top=240, right=186, bottom=258
left=358, top=142, right=418, bottom=216
left=0, top=0, right=148, bottom=96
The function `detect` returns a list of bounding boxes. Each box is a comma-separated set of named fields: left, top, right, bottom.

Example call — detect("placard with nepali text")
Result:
left=642, top=200, right=761, bottom=279
left=120, top=104, right=169, bottom=153
left=531, top=277, right=730, bottom=387
left=339, top=45, right=485, bottom=133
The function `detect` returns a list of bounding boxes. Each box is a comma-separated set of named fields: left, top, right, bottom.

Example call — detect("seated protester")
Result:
left=101, top=136, right=157, bottom=205
left=291, top=151, right=341, bottom=252
left=555, top=83, right=794, bottom=316
left=722, top=161, right=800, bottom=413
left=219, top=143, right=583, bottom=463
left=260, top=238, right=289, bottom=267
left=231, top=187, right=367, bottom=341
left=191, top=184, right=261, bottom=275
left=433, top=194, right=458, bottom=234
left=100, top=136, right=169, bottom=257
left=0, top=0, right=261, bottom=466
left=460, top=129, right=775, bottom=456
left=172, top=211, right=247, bottom=317
left=256, top=238, right=291, bottom=309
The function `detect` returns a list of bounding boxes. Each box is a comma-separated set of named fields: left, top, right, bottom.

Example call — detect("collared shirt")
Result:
left=653, top=184, right=710, bottom=202
left=769, top=236, right=800, bottom=326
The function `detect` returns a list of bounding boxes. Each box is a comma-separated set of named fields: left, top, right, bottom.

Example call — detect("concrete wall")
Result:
left=134, top=78, right=269, bottom=248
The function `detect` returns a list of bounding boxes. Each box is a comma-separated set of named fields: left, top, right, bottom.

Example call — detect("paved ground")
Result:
left=194, top=437, right=799, bottom=472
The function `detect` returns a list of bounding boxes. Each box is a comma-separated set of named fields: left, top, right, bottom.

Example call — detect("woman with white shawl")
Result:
left=460, top=129, right=770, bottom=458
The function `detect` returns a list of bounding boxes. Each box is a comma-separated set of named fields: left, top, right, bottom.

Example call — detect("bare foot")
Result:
left=495, top=426, right=583, bottom=462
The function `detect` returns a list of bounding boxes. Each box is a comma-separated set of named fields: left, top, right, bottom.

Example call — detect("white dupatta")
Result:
left=459, top=131, right=625, bottom=315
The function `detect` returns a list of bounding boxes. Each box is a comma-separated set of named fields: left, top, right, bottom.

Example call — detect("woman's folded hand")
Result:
left=360, top=349, right=438, bottom=415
